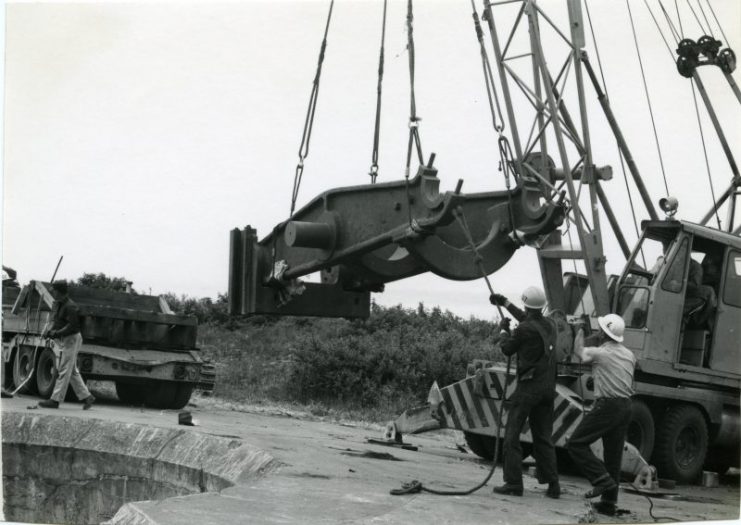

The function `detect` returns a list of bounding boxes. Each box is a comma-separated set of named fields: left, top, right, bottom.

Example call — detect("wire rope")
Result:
left=704, top=0, right=730, bottom=47
left=684, top=0, right=709, bottom=35
left=585, top=0, right=643, bottom=253
left=289, top=0, right=334, bottom=217
left=626, top=0, right=671, bottom=197
left=369, top=0, right=388, bottom=184
left=643, top=0, right=677, bottom=59
left=403, top=0, right=425, bottom=226
left=674, top=0, right=684, bottom=38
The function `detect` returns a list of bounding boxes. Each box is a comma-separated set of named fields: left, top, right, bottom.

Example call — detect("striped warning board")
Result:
left=435, top=365, right=585, bottom=447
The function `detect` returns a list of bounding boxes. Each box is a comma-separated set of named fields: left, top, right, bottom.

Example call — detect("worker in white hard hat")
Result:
left=489, top=286, right=560, bottom=499
left=567, top=313, right=636, bottom=517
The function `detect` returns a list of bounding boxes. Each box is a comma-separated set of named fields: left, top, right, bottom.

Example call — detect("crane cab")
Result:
left=614, top=220, right=741, bottom=378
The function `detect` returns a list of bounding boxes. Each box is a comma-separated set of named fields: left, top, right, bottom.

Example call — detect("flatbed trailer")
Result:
left=2, top=280, right=214, bottom=409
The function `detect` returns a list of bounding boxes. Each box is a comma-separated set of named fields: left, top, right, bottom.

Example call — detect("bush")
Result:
left=197, top=302, right=503, bottom=420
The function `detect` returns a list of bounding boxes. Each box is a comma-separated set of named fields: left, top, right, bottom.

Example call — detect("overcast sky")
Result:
left=2, top=0, right=739, bottom=320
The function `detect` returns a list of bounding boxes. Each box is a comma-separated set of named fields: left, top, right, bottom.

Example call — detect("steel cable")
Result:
left=369, top=0, right=388, bottom=184
left=289, top=0, right=334, bottom=217
left=626, top=0, right=671, bottom=197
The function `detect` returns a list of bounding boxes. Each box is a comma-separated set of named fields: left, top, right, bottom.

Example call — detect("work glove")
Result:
left=489, top=293, right=508, bottom=306
left=46, top=329, right=57, bottom=339
left=498, top=317, right=511, bottom=334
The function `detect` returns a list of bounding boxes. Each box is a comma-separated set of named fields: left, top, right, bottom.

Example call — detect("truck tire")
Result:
left=627, top=399, right=655, bottom=461
left=464, top=432, right=496, bottom=460
left=115, top=382, right=146, bottom=406
left=653, top=404, right=708, bottom=484
left=36, top=347, right=57, bottom=398
left=12, top=345, right=38, bottom=395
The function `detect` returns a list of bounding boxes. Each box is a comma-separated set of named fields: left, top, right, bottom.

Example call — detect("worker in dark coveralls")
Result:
left=489, top=286, right=560, bottom=498
left=38, top=281, right=95, bottom=409
left=568, top=313, right=636, bottom=516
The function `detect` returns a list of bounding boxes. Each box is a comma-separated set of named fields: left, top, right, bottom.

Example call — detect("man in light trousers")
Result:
left=38, top=281, right=95, bottom=409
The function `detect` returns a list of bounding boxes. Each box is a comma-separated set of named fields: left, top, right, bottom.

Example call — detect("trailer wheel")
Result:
left=171, top=384, right=194, bottom=410
left=35, top=347, right=57, bottom=398
left=627, top=399, right=655, bottom=461
left=12, top=345, right=38, bottom=395
left=653, top=404, right=708, bottom=484
left=115, top=382, right=146, bottom=406
left=145, top=382, right=178, bottom=409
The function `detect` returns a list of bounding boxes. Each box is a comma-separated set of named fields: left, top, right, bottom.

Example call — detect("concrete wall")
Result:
left=2, top=412, right=275, bottom=524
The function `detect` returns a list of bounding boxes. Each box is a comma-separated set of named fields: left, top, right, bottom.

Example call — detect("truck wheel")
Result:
left=464, top=432, right=496, bottom=460
left=171, top=384, right=194, bottom=410
left=115, top=382, right=146, bottom=406
left=12, top=345, right=38, bottom=395
left=627, top=399, right=655, bottom=461
left=653, top=404, right=708, bottom=484
left=36, top=347, right=57, bottom=398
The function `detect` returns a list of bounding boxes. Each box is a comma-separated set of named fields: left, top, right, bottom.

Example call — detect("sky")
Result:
left=2, top=0, right=740, bottom=321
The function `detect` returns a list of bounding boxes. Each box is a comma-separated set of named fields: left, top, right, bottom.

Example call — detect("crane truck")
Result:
left=227, top=0, right=740, bottom=484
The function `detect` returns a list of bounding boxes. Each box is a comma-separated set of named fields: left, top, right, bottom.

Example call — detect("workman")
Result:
left=567, top=313, right=636, bottom=516
left=38, top=281, right=95, bottom=410
left=489, top=286, right=560, bottom=499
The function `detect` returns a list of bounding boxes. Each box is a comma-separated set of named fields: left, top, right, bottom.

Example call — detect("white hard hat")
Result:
left=521, top=286, right=546, bottom=309
left=598, top=314, right=625, bottom=342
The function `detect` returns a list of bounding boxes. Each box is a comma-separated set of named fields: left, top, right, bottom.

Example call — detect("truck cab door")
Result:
left=709, top=249, right=741, bottom=373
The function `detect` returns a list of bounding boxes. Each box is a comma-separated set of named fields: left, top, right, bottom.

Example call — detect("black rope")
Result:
left=704, top=0, right=730, bottom=47
left=289, top=0, right=334, bottom=216
left=391, top=208, right=512, bottom=497
left=627, top=0, right=671, bottom=197
left=369, top=0, right=388, bottom=184
left=628, top=484, right=681, bottom=522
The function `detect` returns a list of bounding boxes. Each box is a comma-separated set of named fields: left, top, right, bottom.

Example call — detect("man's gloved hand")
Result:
left=498, top=317, right=511, bottom=334
left=46, top=329, right=57, bottom=339
left=489, top=293, right=508, bottom=306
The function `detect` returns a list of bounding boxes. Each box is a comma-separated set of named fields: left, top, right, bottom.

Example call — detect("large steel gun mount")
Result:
left=229, top=157, right=566, bottom=318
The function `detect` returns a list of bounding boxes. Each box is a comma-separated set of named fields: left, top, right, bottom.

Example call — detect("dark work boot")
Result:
left=493, top=484, right=523, bottom=496
left=584, top=475, right=617, bottom=499
left=82, top=395, right=96, bottom=410
left=546, top=481, right=561, bottom=499
left=592, top=500, right=617, bottom=516
left=38, top=399, right=59, bottom=408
